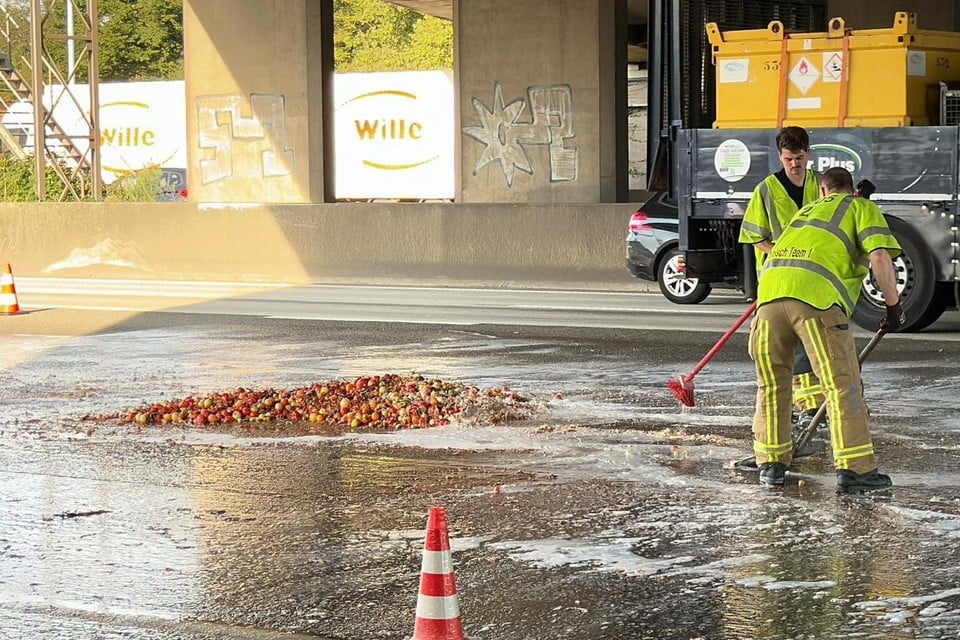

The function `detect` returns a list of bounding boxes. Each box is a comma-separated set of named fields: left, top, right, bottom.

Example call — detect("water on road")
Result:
left=3, top=312, right=960, bottom=639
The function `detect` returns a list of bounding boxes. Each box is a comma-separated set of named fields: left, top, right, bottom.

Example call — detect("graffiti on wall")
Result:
left=196, top=93, right=295, bottom=185
left=462, top=82, right=577, bottom=187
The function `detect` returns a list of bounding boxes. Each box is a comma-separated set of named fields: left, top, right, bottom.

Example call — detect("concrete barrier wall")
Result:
left=0, top=201, right=648, bottom=290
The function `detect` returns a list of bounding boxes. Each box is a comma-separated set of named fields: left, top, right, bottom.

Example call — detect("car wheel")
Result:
left=658, top=247, right=711, bottom=305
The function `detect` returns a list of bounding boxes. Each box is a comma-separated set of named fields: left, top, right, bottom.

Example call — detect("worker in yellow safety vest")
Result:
left=739, top=126, right=825, bottom=434
left=749, top=166, right=905, bottom=492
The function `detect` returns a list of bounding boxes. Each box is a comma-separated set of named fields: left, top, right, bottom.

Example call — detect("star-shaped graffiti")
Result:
left=463, top=82, right=577, bottom=188
left=463, top=83, right=532, bottom=186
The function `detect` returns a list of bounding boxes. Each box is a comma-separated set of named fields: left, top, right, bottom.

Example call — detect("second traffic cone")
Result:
left=0, top=263, right=20, bottom=315
left=410, top=505, right=466, bottom=640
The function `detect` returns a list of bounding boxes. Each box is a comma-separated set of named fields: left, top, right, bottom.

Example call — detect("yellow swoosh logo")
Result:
left=362, top=156, right=437, bottom=170
left=344, top=90, right=417, bottom=105
left=102, top=101, right=150, bottom=109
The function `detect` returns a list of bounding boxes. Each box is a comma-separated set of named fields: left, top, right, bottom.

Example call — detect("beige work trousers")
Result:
left=749, top=299, right=876, bottom=473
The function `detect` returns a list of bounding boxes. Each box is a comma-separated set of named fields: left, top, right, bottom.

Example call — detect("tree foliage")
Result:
left=1, top=0, right=450, bottom=81
left=0, top=0, right=182, bottom=82
left=0, top=155, right=168, bottom=202
left=0, top=1, right=33, bottom=78
left=334, top=0, right=452, bottom=71
left=103, top=164, right=167, bottom=201
left=96, top=0, right=183, bottom=81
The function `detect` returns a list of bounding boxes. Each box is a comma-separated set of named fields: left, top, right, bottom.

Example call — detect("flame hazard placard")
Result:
left=788, top=56, right=820, bottom=95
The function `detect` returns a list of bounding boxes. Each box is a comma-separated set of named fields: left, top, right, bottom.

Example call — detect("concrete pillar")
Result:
left=183, top=0, right=334, bottom=203
left=455, top=0, right=627, bottom=203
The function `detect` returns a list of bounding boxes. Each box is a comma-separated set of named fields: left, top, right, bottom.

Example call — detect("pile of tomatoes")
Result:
left=114, top=374, right=527, bottom=431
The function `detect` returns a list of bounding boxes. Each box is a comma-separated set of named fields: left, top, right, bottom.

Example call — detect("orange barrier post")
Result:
left=0, top=264, right=21, bottom=315
left=410, top=505, right=466, bottom=640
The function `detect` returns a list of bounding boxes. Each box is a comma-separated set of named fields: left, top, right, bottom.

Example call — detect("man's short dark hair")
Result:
left=820, top=167, right=855, bottom=193
left=776, top=126, right=809, bottom=153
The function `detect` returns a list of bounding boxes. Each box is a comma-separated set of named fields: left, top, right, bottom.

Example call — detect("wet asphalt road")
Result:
left=3, top=294, right=960, bottom=639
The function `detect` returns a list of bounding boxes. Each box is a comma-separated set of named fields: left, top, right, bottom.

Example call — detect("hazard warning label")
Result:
left=789, top=56, right=820, bottom=94
left=822, top=52, right=843, bottom=83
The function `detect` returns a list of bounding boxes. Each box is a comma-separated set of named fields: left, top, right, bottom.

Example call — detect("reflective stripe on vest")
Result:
left=758, top=181, right=780, bottom=238
left=763, top=170, right=820, bottom=241
left=760, top=196, right=861, bottom=313
left=787, top=196, right=859, bottom=262
left=741, top=219, right=769, bottom=237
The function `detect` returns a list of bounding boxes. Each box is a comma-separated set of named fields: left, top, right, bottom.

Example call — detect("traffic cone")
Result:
left=410, top=505, right=466, bottom=640
left=0, top=263, right=20, bottom=315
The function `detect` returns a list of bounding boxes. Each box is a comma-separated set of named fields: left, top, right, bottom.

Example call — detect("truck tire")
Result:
left=851, top=217, right=942, bottom=332
left=658, top=247, right=711, bottom=305
left=917, top=282, right=955, bottom=329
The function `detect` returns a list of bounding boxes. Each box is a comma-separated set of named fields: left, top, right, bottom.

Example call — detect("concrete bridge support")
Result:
left=182, top=0, right=335, bottom=204
left=455, top=0, right=628, bottom=203
left=181, top=0, right=628, bottom=206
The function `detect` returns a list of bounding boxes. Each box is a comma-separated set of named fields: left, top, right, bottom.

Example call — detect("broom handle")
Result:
left=684, top=301, right=758, bottom=382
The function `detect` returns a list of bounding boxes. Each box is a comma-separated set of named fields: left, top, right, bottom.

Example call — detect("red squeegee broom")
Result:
left=667, top=301, right=757, bottom=407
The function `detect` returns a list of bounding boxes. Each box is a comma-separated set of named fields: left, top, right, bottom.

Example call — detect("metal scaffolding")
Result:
left=0, top=0, right=100, bottom=200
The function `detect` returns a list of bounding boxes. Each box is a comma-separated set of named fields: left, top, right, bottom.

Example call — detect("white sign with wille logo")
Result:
left=1, top=81, right=186, bottom=184
left=334, top=70, right=454, bottom=200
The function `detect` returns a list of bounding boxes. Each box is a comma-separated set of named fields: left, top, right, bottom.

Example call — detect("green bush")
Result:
left=0, top=156, right=169, bottom=201
left=0, top=156, right=36, bottom=201
left=104, top=164, right=166, bottom=202
left=0, top=155, right=93, bottom=201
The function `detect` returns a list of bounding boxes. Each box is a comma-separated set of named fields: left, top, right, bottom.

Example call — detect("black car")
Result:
left=625, top=192, right=711, bottom=304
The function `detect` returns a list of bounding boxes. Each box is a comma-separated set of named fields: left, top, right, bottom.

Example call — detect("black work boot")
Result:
left=759, top=462, right=788, bottom=486
left=836, top=469, right=892, bottom=493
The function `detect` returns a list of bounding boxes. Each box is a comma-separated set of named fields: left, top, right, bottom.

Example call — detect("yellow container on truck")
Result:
left=708, top=12, right=960, bottom=128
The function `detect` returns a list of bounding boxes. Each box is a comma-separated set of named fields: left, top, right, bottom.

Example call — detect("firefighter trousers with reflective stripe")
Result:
left=793, top=371, right=824, bottom=411
left=792, top=343, right=825, bottom=411
left=749, top=299, right=876, bottom=474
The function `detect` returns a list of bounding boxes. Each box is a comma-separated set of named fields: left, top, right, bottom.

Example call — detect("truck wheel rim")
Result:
left=861, top=254, right=911, bottom=306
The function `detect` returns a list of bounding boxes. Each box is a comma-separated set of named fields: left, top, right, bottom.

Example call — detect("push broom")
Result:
left=667, top=301, right=757, bottom=407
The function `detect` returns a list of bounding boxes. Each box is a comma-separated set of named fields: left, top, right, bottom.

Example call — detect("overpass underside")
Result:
left=3, top=1, right=643, bottom=288
left=181, top=0, right=629, bottom=206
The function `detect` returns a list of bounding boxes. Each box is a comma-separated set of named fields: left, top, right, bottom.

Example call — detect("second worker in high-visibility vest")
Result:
left=749, top=166, right=905, bottom=492
left=738, top=126, right=824, bottom=433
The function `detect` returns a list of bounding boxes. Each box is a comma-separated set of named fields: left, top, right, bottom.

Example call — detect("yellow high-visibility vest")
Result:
left=739, top=169, right=820, bottom=269
left=757, top=193, right=901, bottom=315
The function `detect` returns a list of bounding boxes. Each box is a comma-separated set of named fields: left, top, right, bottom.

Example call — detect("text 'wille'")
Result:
left=354, top=119, right=423, bottom=140
left=101, top=127, right=156, bottom=146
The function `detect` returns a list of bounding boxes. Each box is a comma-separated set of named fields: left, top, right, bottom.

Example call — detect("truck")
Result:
left=647, top=0, right=960, bottom=332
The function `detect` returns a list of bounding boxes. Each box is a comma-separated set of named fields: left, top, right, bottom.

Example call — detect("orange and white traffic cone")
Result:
left=410, top=505, right=466, bottom=640
left=0, top=263, right=21, bottom=315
